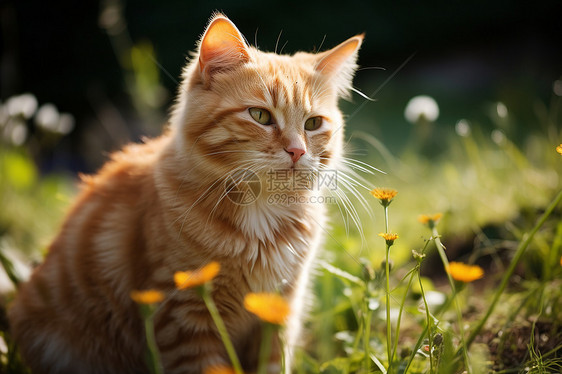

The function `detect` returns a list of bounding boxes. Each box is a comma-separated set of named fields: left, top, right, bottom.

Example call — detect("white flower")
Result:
left=57, top=113, right=75, bottom=135
left=491, top=129, right=505, bottom=145
left=553, top=80, right=562, bottom=97
left=6, top=94, right=38, bottom=119
left=455, top=119, right=471, bottom=137
left=9, top=120, right=28, bottom=145
left=404, top=95, right=439, bottom=124
left=496, top=102, right=508, bottom=118
left=35, top=103, right=60, bottom=131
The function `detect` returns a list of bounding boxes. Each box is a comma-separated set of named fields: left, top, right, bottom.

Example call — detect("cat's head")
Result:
left=171, top=13, right=362, bottom=193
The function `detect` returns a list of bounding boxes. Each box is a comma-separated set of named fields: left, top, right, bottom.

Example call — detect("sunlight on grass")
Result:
left=307, top=94, right=562, bottom=373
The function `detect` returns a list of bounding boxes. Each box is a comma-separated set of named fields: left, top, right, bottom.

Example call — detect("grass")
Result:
left=0, top=91, right=561, bottom=373
left=295, top=95, right=562, bottom=373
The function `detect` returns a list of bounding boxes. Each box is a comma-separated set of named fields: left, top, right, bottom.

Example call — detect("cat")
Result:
left=8, top=13, right=363, bottom=374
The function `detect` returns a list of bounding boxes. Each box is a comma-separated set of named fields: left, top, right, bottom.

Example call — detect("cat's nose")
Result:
left=285, top=147, right=306, bottom=163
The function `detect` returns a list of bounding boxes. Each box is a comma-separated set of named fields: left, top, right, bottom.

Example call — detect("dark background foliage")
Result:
left=2, top=0, right=561, bottom=172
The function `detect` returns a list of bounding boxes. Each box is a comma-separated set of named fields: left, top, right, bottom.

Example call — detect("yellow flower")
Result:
left=447, top=262, right=484, bottom=283
left=204, top=365, right=237, bottom=374
left=370, top=188, right=398, bottom=207
left=418, top=213, right=443, bottom=228
left=244, top=293, right=290, bottom=325
left=130, top=289, right=164, bottom=304
left=175, top=261, right=220, bottom=290
left=557, top=144, right=562, bottom=155
left=378, top=232, right=399, bottom=246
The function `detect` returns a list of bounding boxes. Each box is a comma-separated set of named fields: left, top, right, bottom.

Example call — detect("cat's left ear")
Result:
left=198, top=14, right=250, bottom=81
left=315, top=34, right=364, bottom=98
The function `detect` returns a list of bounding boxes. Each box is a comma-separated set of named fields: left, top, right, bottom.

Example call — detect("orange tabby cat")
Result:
left=9, top=13, right=362, bottom=374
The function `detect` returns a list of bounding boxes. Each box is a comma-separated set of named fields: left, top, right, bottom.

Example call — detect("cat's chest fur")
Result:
left=223, top=198, right=324, bottom=292
left=157, top=153, right=324, bottom=293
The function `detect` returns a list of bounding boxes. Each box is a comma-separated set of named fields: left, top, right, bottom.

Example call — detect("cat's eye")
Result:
left=249, top=108, right=272, bottom=125
left=304, top=116, right=323, bottom=131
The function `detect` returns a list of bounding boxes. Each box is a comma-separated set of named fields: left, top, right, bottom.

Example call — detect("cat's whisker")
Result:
left=204, top=162, right=263, bottom=226
left=338, top=188, right=366, bottom=245
left=253, top=27, right=259, bottom=49
left=356, top=66, right=387, bottom=72
left=335, top=163, right=374, bottom=192
left=175, top=163, right=260, bottom=238
left=323, top=185, right=351, bottom=234
left=339, top=159, right=377, bottom=180
left=205, top=181, right=236, bottom=227
left=201, top=150, right=261, bottom=157
left=187, top=132, right=206, bottom=158
left=309, top=83, right=333, bottom=103
left=326, top=164, right=368, bottom=192
left=188, top=153, right=264, bottom=172
left=341, top=156, right=386, bottom=175
left=327, top=183, right=355, bottom=236
left=279, top=40, right=289, bottom=55
left=175, top=177, right=225, bottom=239
left=302, top=167, right=348, bottom=231
left=335, top=172, right=374, bottom=222
left=350, top=86, right=376, bottom=102
left=250, top=66, right=272, bottom=105
left=285, top=241, right=300, bottom=258
left=327, top=163, right=374, bottom=209
left=316, top=34, right=327, bottom=53
left=317, top=163, right=369, bottom=241
left=274, top=29, right=283, bottom=54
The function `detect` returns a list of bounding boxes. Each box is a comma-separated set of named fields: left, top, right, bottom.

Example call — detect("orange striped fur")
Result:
left=9, top=13, right=362, bottom=374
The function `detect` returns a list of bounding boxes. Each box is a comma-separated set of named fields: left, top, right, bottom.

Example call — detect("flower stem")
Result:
left=382, top=204, right=393, bottom=372
left=385, top=244, right=392, bottom=372
left=384, top=205, right=389, bottom=234
left=391, top=267, right=416, bottom=369
left=200, top=285, right=244, bottom=374
left=143, top=306, right=163, bottom=374
left=431, top=228, right=470, bottom=373
left=462, top=188, right=562, bottom=352
left=403, top=294, right=454, bottom=373
left=257, top=323, right=275, bottom=374
left=364, top=296, right=372, bottom=373
left=418, top=271, right=434, bottom=374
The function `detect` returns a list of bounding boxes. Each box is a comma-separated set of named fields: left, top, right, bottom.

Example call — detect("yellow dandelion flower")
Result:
left=244, top=293, right=290, bottom=325
left=418, top=213, right=442, bottom=224
left=175, top=261, right=220, bottom=290
left=418, top=213, right=443, bottom=229
left=370, top=188, right=398, bottom=207
left=204, top=365, right=237, bottom=374
left=378, top=232, right=399, bottom=246
left=130, top=289, right=164, bottom=304
left=447, top=262, right=484, bottom=283
left=557, top=144, right=562, bottom=155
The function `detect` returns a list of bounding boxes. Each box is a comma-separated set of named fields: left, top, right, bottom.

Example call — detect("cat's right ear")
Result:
left=198, top=14, right=249, bottom=81
left=315, top=34, right=364, bottom=99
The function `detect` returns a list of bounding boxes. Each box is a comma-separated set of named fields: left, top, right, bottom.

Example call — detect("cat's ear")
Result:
left=315, top=34, right=364, bottom=98
left=198, top=14, right=249, bottom=80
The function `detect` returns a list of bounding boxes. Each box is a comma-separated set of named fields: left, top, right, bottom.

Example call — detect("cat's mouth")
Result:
left=285, top=153, right=315, bottom=170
